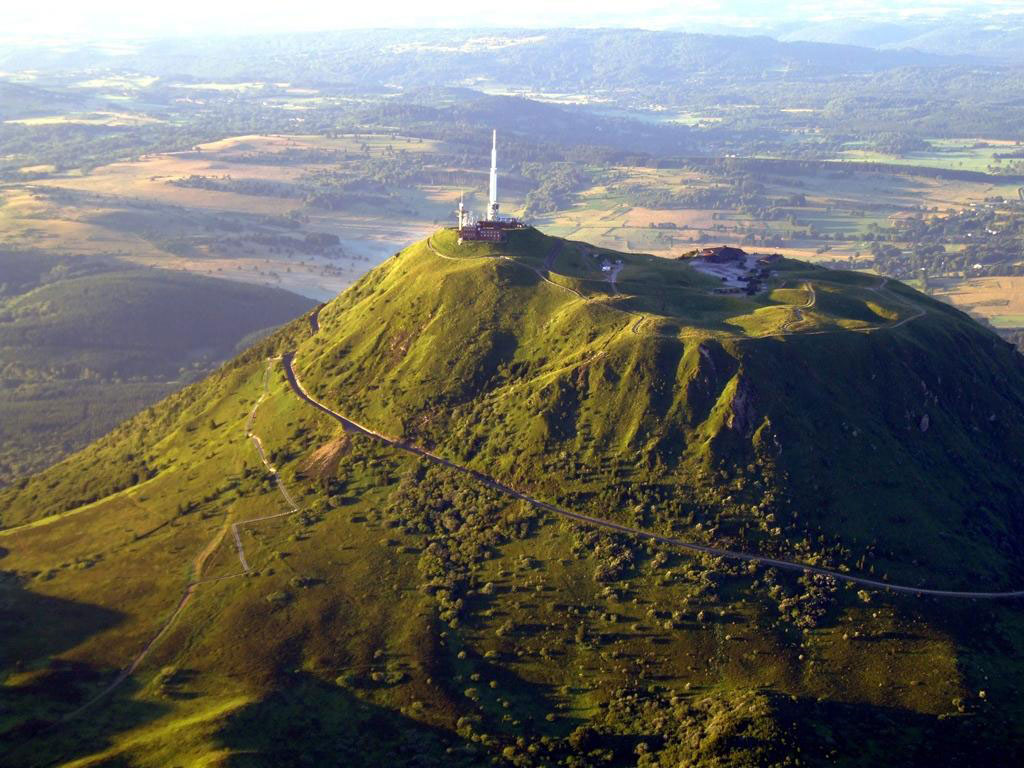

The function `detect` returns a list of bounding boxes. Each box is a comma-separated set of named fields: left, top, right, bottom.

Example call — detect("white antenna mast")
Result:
left=456, top=192, right=466, bottom=228
left=488, top=129, right=499, bottom=221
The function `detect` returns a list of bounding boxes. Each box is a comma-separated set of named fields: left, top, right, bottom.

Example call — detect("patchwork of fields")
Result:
left=537, top=164, right=1020, bottom=260
left=533, top=163, right=1024, bottom=332
left=1, top=134, right=482, bottom=301
left=930, top=276, right=1024, bottom=329
left=3, top=131, right=1022, bottom=330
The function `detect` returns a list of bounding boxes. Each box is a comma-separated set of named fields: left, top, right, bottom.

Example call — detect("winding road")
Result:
left=35, top=277, right=1022, bottom=737
left=780, top=282, right=816, bottom=333
left=35, top=251, right=1018, bottom=732
left=283, top=308, right=1024, bottom=601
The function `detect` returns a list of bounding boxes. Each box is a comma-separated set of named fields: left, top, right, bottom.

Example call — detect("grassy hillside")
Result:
left=0, top=251, right=314, bottom=483
left=2, top=229, right=1023, bottom=766
left=299, top=229, right=1024, bottom=590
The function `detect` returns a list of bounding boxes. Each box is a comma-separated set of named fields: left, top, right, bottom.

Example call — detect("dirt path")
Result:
left=56, top=358, right=302, bottom=722
left=426, top=237, right=588, bottom=300
left=504, top=240, right=588, bottom=301
left=284, top=328, right=1024, bottom=601
left=230, top=357, right=304, bottom=572
left=868, top=277, right=927, bottom=330
left=221, top=355, right=307, bottom=575
left=57, top=514, right=237, bottom=724
left=781, top=282, right=816, bottom=333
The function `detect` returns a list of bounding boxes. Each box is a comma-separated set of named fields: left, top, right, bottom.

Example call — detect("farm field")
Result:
left=929, top=276, right=1024, bottom=329
left=836, top=138, right=1024, bottom=175
left=535, top=164, right=1020, bottom=261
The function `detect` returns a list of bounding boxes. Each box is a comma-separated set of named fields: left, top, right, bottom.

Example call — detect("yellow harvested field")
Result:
left=5, top=112, right=166, bottom=127
left=31, top=150, right=305, bottom=215
left=621, top=207, right=718, bottom=229
left=931, top=277, right=1024, bottom=328
left=0, top=133, right=468, bottom=299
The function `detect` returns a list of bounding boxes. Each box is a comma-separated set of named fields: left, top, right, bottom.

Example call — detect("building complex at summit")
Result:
left=456, top=130, right=524, bottom=243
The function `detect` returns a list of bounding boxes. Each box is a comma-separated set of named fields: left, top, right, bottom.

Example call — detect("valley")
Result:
left=1, top=134, right=454, bottom=301
left=0, top=251, right=313, bottom=484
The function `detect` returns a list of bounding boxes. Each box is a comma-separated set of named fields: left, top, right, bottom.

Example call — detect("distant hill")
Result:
left=769, top=17, right=1024, bottom=64
left=0, top=28, right=962, bottom=90
left=0, top=81, right=92, bottom=121
left=2, top=229, right=1023, bottom=765
left=0, top=251, right=314, bottom=483
left=2, top=28, right=1021, bottom=156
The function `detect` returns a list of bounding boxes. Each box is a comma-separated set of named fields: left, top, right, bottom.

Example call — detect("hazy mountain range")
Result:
left=698, top=13, right=1024, bottom=62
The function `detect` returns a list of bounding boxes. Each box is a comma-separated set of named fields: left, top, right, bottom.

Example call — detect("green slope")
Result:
left=0, top=251, right=315, bottom=483
left=298, top=229, right=1024, bottom=590
left=2, top=229, right=1024, bottom=766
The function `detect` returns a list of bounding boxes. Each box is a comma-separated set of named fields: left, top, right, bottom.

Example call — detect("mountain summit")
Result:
left=3, top=228, right=1024, bottom=765
left=297, top=228, right=1024, bottom=588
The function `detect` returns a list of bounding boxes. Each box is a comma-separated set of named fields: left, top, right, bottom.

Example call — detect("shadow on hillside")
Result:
left=214, top=672, right=481, bottom=768
left=779, top=692, right=1024, bottom=765
left=556, top=686, right=1023, bottom=766
left=0, top=571, right=124, bottom=672
left=435, top=633, right=580, bottom=740
left=209, top=672, right=1024, bottom=766
left=0, top=570, right=170, bottom=766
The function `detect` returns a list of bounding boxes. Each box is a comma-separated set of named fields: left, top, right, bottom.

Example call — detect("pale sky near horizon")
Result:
left=2, top=0, right=1021, bottom=42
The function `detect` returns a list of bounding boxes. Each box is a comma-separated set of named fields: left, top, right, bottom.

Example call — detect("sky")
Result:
left=2, top=0, right=1022, bottom=42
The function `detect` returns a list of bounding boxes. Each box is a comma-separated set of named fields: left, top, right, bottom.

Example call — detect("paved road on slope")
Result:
left=283, top=339, right=1024, bottom=601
